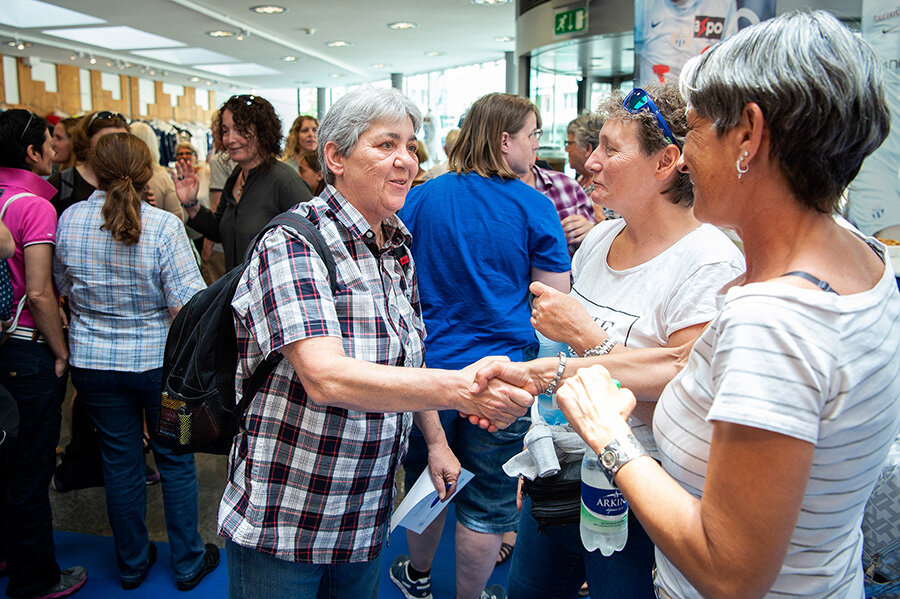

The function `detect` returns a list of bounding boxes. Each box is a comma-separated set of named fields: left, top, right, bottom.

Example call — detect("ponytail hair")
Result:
left=90, top=133, right=153, bottom=245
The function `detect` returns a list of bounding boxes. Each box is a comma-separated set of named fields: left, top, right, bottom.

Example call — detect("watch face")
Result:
left=600, top=449, right=618, bottom=470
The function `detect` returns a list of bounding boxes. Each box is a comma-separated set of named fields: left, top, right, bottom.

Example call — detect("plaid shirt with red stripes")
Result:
left=218, top=186, right=425, bottom=564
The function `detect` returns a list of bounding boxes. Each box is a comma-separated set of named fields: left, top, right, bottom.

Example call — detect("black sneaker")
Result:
left=12, top=566, right=87, bottom=599
left=176, top=544, right=219, bottom=591
left=389, top=555, right=432, bottom=599
left=480, top=585, right=507, bottom=599
left=121, top=543, right=156, bottom=590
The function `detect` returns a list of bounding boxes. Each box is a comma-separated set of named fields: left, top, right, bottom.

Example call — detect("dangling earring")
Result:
left=736, top=151, right=749, bottom=180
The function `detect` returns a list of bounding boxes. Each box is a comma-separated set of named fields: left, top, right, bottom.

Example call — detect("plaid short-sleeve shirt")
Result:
left=218, top=185, right=426, bottom=564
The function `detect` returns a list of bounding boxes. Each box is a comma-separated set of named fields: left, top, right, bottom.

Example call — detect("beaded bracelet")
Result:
left=180, top=198, right=199, bottom=208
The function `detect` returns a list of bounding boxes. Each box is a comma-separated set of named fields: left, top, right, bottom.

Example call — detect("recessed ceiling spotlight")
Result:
left=89, top=55, right=97, bottom=64
left=7, top=40, right=31, bottom=50
left=325, top=40, right=352, bottom=47
left=235, top=30, right=247, bottom=41
left=105, top=60, right=112, bottom=67
left=495, top=35, right=515, bottom=42
left=471, top=0, right=511, bottom=4
left=330, top=73, right=345, bottom=78
left=69, top=53, right=77, bottom=61
left=387, top=22, right=418, bottom=30
left=424, top=51, right=444, bottom=57
left=281, top=55, right=299, bottom=62
left=371, top=63, right=390, bottom=68
left=250, top=4, right=286, bottom=14
left=207, top=30, right=235, bottom=38
left=190, top=76, right=201, bottom=82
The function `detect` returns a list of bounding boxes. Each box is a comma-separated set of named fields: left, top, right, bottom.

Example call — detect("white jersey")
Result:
left=653, top=238, right=900, bottom=598
left=635, top=0, right=736, bottom=86
left=571, top=220, right=744, bottom=453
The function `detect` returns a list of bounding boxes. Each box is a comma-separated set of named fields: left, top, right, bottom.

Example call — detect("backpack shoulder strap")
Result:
left=236, top=210, right=338, bottom=410
left=243, top=210, right=338, bottom=294
left=1, top=192, right=32, bottom=219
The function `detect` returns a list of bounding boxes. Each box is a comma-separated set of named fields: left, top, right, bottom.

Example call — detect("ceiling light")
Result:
left=0, top=0, right=105, bottom=28
left=281, top=55, right=298, bottom=62
left=105, top=60, right=113, bottom=67
left=189, top=76, right=201, bottom=82
left=207, top=30, right=235, bottom=38
left=235, top=30, right=247, bottom=41
left=424, top=51, right=444, bottom=57
left=495, top=35, right=515, bottom=42
left=69, top=53, right=76, bottom=61
left=387, top=22, right=418, bottom=30
left=250, top=4, right=286, bottom=14
left=330, top=73, right=344, bottom=78
left=89, top=55, right=96, bottom=64
left=371, top=63, right=390, bottom=68
left=471, top=0, right=511, bottom=4
left=325, top=40, right=352, bottom=48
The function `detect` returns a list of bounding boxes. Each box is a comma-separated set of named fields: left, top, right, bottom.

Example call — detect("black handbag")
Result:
left=521, top=459, right=582, bottom=528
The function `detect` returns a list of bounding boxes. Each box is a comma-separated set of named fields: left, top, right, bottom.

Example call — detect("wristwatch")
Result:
left=598, top=434, right=648, bottom=486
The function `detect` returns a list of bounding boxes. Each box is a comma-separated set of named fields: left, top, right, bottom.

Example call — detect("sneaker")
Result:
left=12, top=566, right=87, bottom=599
left=389, top=555, right=432, bottom=599
left=121, top=543, right=156, bottom=590
left=176, top=543, right=219, bottom=591
left=480, top=585, right=507, bottom=599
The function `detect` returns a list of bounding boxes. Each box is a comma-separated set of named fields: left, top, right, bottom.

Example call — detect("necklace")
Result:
left=234, top=170, right=247, bottom=199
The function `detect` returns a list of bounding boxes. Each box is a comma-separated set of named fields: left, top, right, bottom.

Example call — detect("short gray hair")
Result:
left=567, top=113, right=604, bottom=151
left=318, top=86, right=422, bottom=185
left=680, top=9, right=890, bottom=213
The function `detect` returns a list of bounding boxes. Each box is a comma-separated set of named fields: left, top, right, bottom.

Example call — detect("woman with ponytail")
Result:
left=53, top=133, right=219, bottom=591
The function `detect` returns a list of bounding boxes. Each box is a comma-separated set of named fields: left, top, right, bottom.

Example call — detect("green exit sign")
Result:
left=554, top=7, right=587, bottom=36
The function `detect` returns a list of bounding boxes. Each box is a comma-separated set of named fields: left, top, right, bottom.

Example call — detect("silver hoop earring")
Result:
left=736, top=151, right=749, bottom=180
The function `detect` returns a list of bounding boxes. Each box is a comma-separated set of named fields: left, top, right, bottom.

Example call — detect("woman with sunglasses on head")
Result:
left=489, top=81, right=743, bottom=599
left=53, top=132, right=218, bottom=592
left=175, top=95, right=312, bottom=271
left=0, top=109, right=87, bottom=599
left=47, top=110, right=130, bottom=217
left=495, top=11, right=900, bottom=599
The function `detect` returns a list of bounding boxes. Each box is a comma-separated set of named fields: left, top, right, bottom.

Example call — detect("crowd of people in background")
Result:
left=0, top=9, right=897, bottom=599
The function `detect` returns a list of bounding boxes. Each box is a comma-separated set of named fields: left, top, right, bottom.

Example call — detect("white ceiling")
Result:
left=0, top=0, right=518, bottom=91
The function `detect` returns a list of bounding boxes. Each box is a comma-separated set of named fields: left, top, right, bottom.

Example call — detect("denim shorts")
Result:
left=403, top=409, right=529, bottom=534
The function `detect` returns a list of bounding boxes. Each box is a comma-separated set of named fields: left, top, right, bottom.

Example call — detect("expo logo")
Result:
left=693, top=16, right=725, bottom=39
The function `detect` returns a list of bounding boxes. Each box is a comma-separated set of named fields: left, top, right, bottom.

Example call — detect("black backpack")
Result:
left=157, top=210, right=337, bottom=455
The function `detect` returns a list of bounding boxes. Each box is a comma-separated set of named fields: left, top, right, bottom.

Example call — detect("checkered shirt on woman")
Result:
left=218, top=185, right=426, bottom=564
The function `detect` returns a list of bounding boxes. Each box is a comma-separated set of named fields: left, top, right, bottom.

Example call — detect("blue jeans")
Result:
left=69, top=367, right=205, bottom=585
left=507, top=496, right=656, bottom=599
left=404, top=410, right=529, bottom=533
left=226, top=540, right=382, bottom=599
left=0, top=339, right=66, bottom=597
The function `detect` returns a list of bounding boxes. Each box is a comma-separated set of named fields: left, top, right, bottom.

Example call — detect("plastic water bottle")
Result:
left=580, top=446, right=628, bottom=556
left=535, top=330, right=569, bottom=425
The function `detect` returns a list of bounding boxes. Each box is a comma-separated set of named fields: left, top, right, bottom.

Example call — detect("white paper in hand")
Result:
left=390, top=467, right=474, bottom=534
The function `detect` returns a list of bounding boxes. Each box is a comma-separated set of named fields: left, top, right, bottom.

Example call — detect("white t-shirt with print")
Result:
left=571, top=219, right=745, bottom=451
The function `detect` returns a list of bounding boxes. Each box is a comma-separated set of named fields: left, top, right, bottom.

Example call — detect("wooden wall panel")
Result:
left=56, top=64, right=81, bottom=115
left=16, top=57, right=66, bottom=113
left=146, top=80, right=174, bottom=120
left=0, top=58, right=5, bottom=106
left=89, top=70, right=129, bottom=117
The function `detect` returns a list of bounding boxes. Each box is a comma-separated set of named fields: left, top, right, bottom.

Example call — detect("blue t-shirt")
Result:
left=400, top=172, right=570, bottom=370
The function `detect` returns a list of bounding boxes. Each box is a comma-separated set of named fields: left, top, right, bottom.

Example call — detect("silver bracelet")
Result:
left=582, top=337, right=617, bottom=357
left=543, top=351, right=567, bottom=396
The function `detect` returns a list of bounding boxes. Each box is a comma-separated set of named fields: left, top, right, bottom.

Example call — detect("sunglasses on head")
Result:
left=622, top=88, right=678, bottom=148
left=87, top=110, right=127, bottom=128
left=19, top=111, right=35, bottom=140
left=230, top=94, right=258, bottom=107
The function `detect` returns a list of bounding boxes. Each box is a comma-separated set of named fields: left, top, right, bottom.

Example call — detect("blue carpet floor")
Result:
left=0, top=505, right=519, bottom=598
